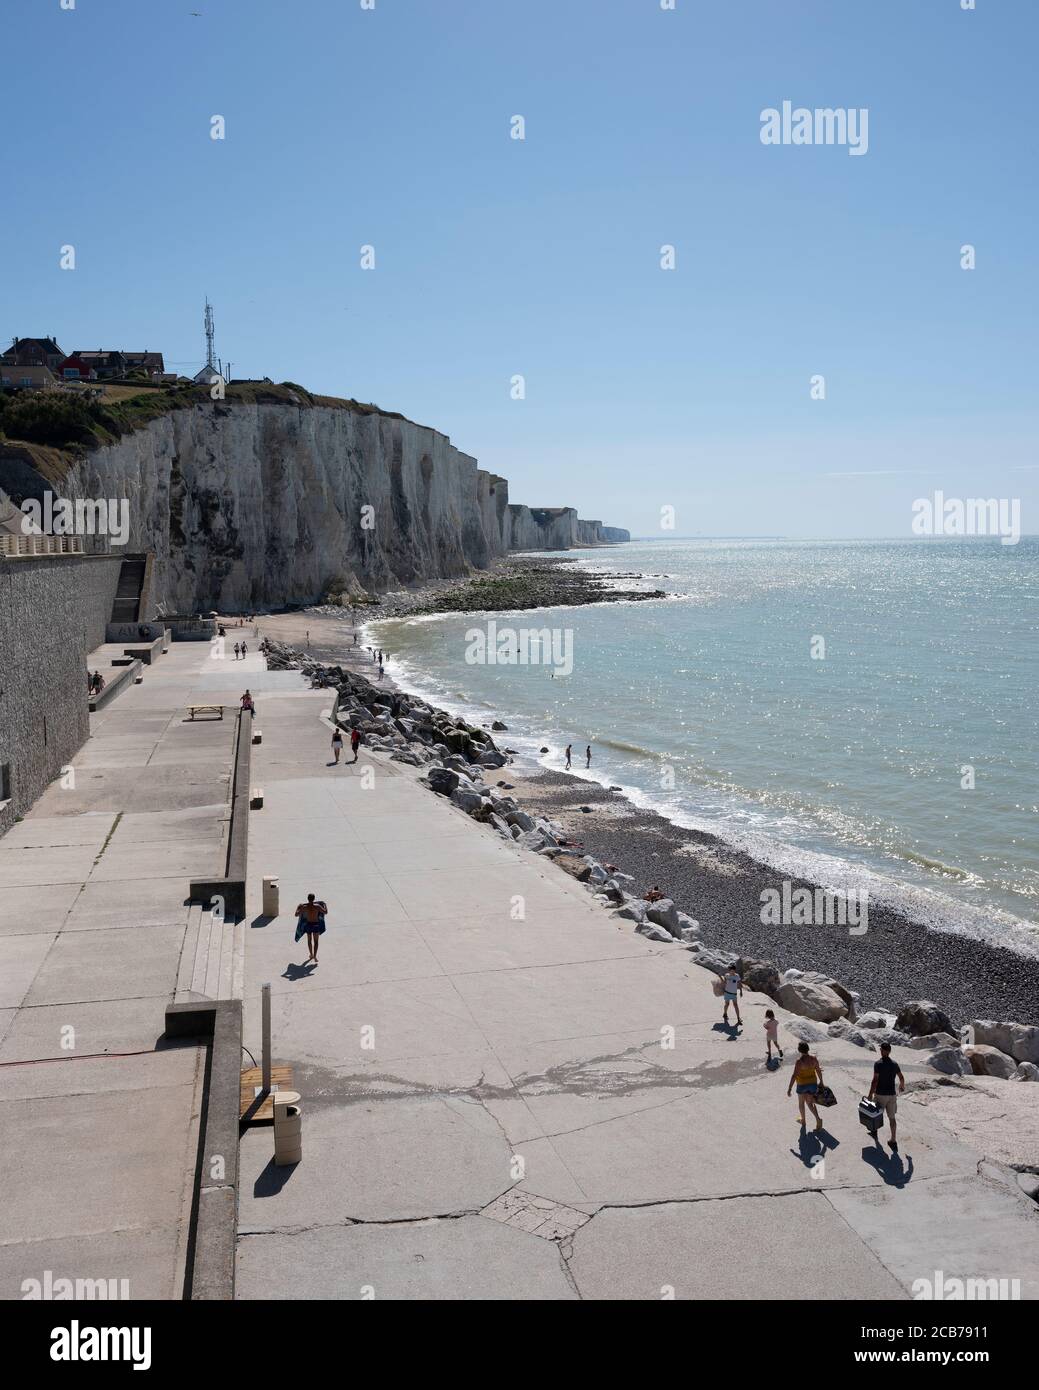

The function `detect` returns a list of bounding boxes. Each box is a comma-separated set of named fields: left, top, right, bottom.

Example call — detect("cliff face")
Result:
left=35, top=401, right=626, bottom=612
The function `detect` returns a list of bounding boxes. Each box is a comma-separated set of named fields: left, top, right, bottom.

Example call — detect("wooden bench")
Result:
left=188, top=704, right=224, bottom=721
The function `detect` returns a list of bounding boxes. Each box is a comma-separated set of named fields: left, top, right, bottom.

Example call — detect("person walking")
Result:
left=233, top=641, right=241, bottom=660
left=565, top=744, right=572, bottom=769
left=331, top=727, right=343, bottom=764
left=868, top=1041, right=906, bottom=1150
left=241, top=641, right=248, bottom=657
left=788, top=1041, right=825, bottom=1131
left=306, top=629, right=311, bottom=648
left=586, top=744, right=592, bottom=768
left=721, top=965, right=743, bottom=1028
left=294, top=893, right=327, bottom=964
left=764, top=1008, right=783, bottom=1063
left=350, top=726, right=361, bottom=762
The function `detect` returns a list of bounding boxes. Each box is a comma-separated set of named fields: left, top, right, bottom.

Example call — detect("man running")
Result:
left=868, top=1042, right=906, bottom=1150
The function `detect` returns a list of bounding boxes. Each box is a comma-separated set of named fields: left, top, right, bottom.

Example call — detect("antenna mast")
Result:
left=204, top=299, right=216, bottom=373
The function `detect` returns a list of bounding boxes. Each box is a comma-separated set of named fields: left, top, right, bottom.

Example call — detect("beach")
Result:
left=505, top=767, right=1039, bottom=1028
left=251, top=599, right=1039, bottom=1030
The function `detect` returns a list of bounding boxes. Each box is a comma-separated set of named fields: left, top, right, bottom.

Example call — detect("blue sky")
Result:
left=3, top=0, right=1036, bottom=537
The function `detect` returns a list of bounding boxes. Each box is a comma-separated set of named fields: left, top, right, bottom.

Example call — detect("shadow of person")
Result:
left=766, top=1056, right=782, bottom=1072
left=791, top=1126, right=840, bottom=1168
left=861, top=1143, right=914, bottom=1188
left=711, top=1021, right=742, bottom=1041
left=250, top=914, right=276, bottom=930
left=253, top=1156, right=297, bottom=1197
left=283, top=961, right=316, bottom=981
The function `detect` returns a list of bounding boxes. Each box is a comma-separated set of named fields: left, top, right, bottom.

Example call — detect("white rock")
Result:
left=774, top=979, right=848, bottom=1024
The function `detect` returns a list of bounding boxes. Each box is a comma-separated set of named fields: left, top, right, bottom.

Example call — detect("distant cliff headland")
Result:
left=0, top=381, right=628, bottom=613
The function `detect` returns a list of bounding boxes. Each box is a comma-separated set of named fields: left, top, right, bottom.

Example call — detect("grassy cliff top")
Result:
left=0, top=380, right=409, bottom=461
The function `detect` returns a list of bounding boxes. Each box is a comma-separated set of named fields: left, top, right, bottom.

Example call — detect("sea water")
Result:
left=369, top=538, right=1039, bottom=951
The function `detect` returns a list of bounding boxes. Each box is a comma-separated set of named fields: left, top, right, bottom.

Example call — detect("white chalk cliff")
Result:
left=52, top=399, right=628, bottom=612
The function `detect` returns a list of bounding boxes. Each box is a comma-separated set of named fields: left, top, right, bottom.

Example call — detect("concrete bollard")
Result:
left=250, top=787, right=264, bottom=809
left=273, top=1090, right=302, bottom=1166
left=252, top=728, right=262, bottom=744
left=262, top=875, right=279, bottom=917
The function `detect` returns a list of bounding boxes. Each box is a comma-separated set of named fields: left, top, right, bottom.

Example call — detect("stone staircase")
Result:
left=176, top=900, right=244, bottom=1004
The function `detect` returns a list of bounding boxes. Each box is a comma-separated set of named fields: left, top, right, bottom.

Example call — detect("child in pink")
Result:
left=764, top=1009, right=783, bottom=1063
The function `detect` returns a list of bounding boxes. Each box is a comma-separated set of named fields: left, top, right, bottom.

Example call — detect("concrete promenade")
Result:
left=236, top=672, right=1039, bottom=1300
left=0, top=640, right=272, bottom=1300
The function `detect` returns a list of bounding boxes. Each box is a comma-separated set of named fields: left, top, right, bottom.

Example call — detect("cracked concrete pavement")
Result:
left=236, top=680, right=1039, bottom=1300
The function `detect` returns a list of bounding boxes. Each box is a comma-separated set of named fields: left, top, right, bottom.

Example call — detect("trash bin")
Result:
left=262, top=875, right=279, bottom=917
left=273, top=1090, right=302, bottom=1166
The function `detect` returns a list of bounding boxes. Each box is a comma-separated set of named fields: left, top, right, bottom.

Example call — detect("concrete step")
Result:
left=175, top=902, right=204, bottom=1002
left=176, top=900, right=245, bottom=1003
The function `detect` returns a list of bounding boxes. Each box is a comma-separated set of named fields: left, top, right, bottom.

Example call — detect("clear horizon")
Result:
left=3, top=0, right=1036, bottom=540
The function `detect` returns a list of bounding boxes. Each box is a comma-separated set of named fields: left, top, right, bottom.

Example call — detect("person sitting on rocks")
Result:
left=645, top=885, right=664, bottom=903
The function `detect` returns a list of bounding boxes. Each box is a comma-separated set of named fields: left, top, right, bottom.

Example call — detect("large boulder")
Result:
left=676, top=912, right=702, bottom=943
left=895, top=1000, right=954, bottom=1038
left=798, top=972, right=858, bottom=1020
left=867, top=1028, right=913, bottom=1050
left=856, top=1011, right=894, bottom=1030
left=927, top=1047, right=972, bottom=1077
left=909, top=1032, right=959, bottom=1051
left=1011, top=1062, right=1039, bottom=1082
left=506, top=810, right=535, bottom=833
left=688, top=945, right=737, bottom=976
left=390, top=749, right=423, bottom=766
left=964, top=1045, right=1018, bottom=1080
left=645, top=899, right=681, bottom=937
left=450, top=787, right=485, bottom=815
left=734, top=957, right=781, bottom=996
left=611, top=901, right=648, bottom=924
left=555, top=856, right=592, bottom=883
left=774, top=979, right=848, bottom=1024
left=636, top=920, right=677, bottom=943
left=968, top=1020, right=1039, bottom=1066
left=427, top=767, right=459, bottom=797
left=827, top=1018, right=872, bottom=1048
left=784, top=1020, right=828, bottom=1044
